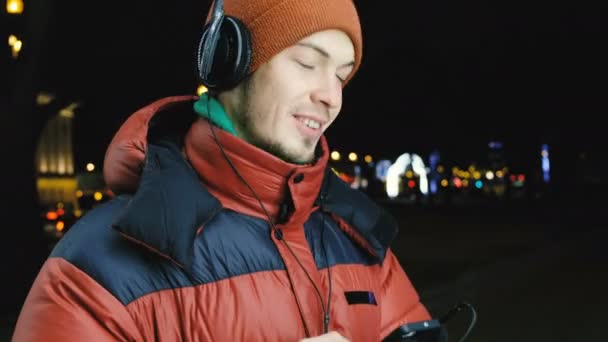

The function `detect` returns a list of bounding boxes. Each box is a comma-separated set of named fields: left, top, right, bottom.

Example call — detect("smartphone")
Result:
left=382, top=319, right=447, bottom=342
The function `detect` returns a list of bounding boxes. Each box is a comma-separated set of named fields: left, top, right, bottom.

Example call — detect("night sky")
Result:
left=8, top=0, right=608, bottom=172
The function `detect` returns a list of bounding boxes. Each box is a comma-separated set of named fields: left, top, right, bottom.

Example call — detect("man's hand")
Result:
left=300, top=331, right=349, bottom=342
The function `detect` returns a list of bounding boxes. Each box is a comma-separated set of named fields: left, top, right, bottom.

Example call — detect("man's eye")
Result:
left=297, top=61, right=314, bottom=69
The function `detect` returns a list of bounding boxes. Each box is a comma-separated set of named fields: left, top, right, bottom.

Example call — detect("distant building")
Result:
left=35, top=103, right=79, bottom=210
left=34, top=99, right=110, bottom=239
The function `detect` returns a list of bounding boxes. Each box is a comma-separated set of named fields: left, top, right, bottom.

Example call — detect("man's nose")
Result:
left=310, top=76, right=342, bottom=110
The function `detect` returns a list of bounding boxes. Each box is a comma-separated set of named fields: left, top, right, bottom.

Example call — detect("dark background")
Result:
left=1, top=0, right=607, bottom=340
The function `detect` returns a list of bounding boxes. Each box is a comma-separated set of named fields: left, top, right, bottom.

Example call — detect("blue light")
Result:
left=429, top=150, right=440, bottom=169
left=489, top=141, right=503, bottom=149
left=541, top=144, right=550, bottom=183
left=375, top=160, right=392, bottom=181
left=542, top=158, right=550, bottom=172
left=430, top=180, right=438, bottom=194
left=475, top=180, right=483, bottom=189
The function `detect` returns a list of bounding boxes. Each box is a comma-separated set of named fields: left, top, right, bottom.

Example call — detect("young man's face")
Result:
left=228, top=29, right=355, bottom=164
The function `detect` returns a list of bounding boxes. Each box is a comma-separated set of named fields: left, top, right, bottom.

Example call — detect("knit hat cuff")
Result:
left=247, top=0, right=362, bottom=84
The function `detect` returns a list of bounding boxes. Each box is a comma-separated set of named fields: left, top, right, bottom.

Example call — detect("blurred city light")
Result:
left=56, top=221, right=65, bottom=232
left=330, top=151, right=341, bottom=161
left=375, top=160, right=392, bottom=181
left=430, top=180, right=438, bottom=194
left=93, top=192, right=103, bottom=201
left=86, top=163, right=95, bottom=172
left=348, top=152, right=358, bottom=162
left=364, top=155, right=373, bottom=163
left=485, top=171, right=495, bottom=180
left=488, top=141, right=503, bottom=149
left=6, top=0, right=24, bottom=14
left=59, top=102, right=79, bottom=118
left=386, top=153, right=429, bottom=198
left=196, top=84, right=208, bottom=96
left=9, top=34, right=22, bottom=58
left=36, top=92, right=55, bottom=106
left=411, top=155, right=429, bottom=195
left=541, top=144, right=551, bottom=183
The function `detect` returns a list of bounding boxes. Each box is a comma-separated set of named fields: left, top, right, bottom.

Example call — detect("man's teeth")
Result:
left=302, top=118, right=321, bottom=129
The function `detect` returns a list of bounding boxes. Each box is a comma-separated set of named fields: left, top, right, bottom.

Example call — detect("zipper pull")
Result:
left=324, top=313, right=330, bottom=333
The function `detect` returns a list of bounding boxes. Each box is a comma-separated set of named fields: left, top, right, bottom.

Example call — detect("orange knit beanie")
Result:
left=207, top=0, right=363, bottom=84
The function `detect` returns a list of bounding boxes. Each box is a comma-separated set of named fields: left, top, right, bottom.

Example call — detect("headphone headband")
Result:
left=196, top=0, right=252, bottom=92
left=197, top=0, right=223, bottom=80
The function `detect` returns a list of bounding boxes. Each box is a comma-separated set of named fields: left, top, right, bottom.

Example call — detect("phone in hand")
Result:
left=382, top=319, right=447, bottom=342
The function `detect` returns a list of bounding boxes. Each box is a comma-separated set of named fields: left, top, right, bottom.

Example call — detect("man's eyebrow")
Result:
left=296, top=42, right=355, bottom=68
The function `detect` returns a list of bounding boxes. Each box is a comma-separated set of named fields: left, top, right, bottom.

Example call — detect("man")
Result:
left=13, top=0, right=432, bottom=340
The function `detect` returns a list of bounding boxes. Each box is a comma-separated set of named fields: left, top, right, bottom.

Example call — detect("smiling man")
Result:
left=13, top=1, right=432, bottom=341
left=220, top=29, right=355, bottom=164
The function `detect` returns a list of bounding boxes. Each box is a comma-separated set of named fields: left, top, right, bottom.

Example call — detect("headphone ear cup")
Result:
left=201, top=16, right=252, bottom=92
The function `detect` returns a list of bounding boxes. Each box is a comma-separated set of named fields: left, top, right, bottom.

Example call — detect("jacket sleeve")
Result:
left=12, top=257, right=142, bottom=342
left=378, top=249, right=431, bottom=340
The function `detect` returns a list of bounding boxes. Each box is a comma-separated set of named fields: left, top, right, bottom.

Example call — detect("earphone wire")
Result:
left=319, top=170, right=332, bottom=333
left=204, top=92, right=332, bottom=336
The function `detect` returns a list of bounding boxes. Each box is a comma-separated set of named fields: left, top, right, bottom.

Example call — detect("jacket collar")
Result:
left=113, top=141, right=398, bottom=272
left=184, top=118, right=329, bottom=227
left=318, top=171, right=399, bottom=263
left=113, top=142, right=222, bottom=271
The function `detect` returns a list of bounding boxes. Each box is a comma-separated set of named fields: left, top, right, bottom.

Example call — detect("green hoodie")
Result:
left=193, top=94, right=238, bottom=136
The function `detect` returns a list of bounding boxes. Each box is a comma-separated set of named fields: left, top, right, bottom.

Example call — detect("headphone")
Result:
left=196, top=0, right=252, bottom=92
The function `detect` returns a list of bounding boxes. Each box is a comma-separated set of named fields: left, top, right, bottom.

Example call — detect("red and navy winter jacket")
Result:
left=13, top=96, right=430, bottom=341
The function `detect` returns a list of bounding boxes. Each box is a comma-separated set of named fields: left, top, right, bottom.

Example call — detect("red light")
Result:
left=510, top=175, right=516, bottom=182
left=46, top=211, right=58, bottom=220
left=338, top=173, right=354, bottom=183
left=518, top=174, right=525, bottom=182
left=407, top=180, right=416, bottom=189
left=56, top=208, right=65, bottom=216
left=453, top=177, right=462, bottom=188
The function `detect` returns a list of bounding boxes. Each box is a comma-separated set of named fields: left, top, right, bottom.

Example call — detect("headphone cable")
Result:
left=439, top=301, right=477, bottom=342
left=204, top=95, right=333, bottom=336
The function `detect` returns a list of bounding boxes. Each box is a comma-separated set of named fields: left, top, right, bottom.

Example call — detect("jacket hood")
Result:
left=103, top=95, right=198, bottom=194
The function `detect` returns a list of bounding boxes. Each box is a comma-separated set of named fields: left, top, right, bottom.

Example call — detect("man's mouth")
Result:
left=292, top=114, right=326, bottom=139
left=297, top=117, right=321, bottom=129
